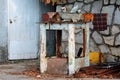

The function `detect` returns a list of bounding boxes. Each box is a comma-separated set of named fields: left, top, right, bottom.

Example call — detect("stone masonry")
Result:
left=56, top=0, right=120, bottom=62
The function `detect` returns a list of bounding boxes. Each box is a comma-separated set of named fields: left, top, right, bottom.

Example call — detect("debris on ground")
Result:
left=74, top=64, right=120, bottom=79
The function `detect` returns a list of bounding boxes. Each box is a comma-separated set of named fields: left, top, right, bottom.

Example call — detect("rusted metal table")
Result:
left=40, top=22, right=90, bottom=75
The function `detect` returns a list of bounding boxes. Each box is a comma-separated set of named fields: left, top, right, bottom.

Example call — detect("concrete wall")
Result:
left=56, top=0, right=120, bottom=62
left=0, top=0, right=8, bottom=62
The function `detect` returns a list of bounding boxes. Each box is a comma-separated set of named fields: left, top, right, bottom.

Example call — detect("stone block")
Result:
left=89, top=39, right=100, bottom=52
left=99, top=26, right=110, bottom=35
left=92, top=31, right=103, bottom=44
left=58, top=4, right=73, bottom=13
left=98, top=45, right=110, bottom=54
left=62, top=30, right=68, bottom=41
left=82, top=4, right=91, bottom=13
left=73, top=2, right=83, bottom=9
left=65, top=4, right=74, bottom=12
left=110, top=0, right=116, bottom=4
left=110, top=47, right=120, bottom=56
left=102, top=6, right=115, bottom=25
left=62, top=42, right=68, bottom=54
left=60, top=13, right=82, bottom=21
left=56, top=5, right=62, bottom=12
left=115, top=34, right=120, bottom=46
left=116, top=0, right=120, bottom=5
left=89, top=22, right=93, bottom=29
left=114, top=8, right=120, bottom=24
left=62, top=42, right=83, bottom=57
left=103, top=36, right=115, bottom=46
left=84, top=0, right=94, bottom=3
left=91, top=1, right=102, bottom=13
left=75, top=30, right=83, bottom=44
left=111, top=25, right=120, bottom=35
left=68, top=0, right=76, bottom=3
left=104, top=0, right=109, bottom=5
left=77, top=0, right=83, bottom=1
left=104, top=54, right=116, bottom=62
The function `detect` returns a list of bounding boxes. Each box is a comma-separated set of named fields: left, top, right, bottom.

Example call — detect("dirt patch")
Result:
left=7, top=69, right=73, bottom=79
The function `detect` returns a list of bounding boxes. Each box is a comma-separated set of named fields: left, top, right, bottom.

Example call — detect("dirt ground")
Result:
left=0, top=60, right=73, bottom=80
left=0, top=60, right=120, bottom=80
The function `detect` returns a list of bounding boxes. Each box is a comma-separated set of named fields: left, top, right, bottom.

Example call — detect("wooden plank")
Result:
left=68, top=24, right=75, bottom=75
left=83, top=29, right=86, bottom=57
left=40, top=24, right=47, bottom=73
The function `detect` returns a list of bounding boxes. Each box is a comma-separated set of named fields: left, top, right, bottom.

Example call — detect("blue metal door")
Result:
left=8, top=0, right=40, bottom=59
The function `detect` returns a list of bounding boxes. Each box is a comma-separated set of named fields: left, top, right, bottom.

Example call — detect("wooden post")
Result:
left=68, top=24, right=75, bottom=75
left=56, top=30, right=62, bottom=58
left=84, top=23, right=90, bottom=66
left=40, top=24, right=47, bottom=73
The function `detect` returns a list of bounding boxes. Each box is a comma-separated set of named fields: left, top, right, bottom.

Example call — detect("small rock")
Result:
left=92, top=31, right=103, bottom=44
left=103, top=36, right=115, bottom=46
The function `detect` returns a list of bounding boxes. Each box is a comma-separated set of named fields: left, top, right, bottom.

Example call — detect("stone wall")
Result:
left=56, top=0, right=120, bottom=62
